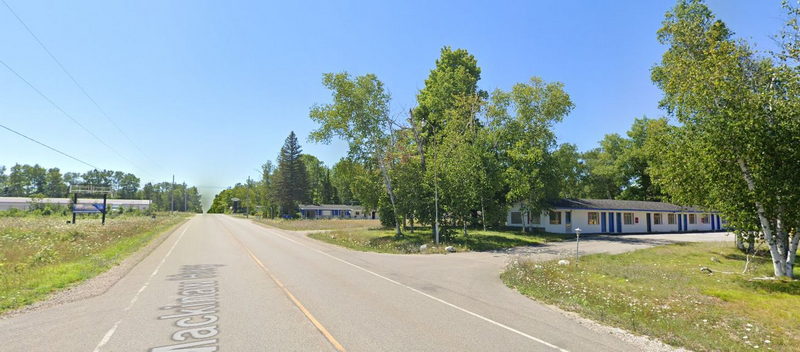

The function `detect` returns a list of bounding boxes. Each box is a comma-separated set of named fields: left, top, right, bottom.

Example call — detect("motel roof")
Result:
left=549, top=198, right=709, bottom=213
left=298, top=204, right=364, bottom=211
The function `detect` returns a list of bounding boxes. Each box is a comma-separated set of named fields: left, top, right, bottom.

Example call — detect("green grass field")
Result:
left=0, top=213, right=188, bottom=314
left=309, top=227, right=566, bottom=254
left=254, top=218, right=381, bottom=231
left=502, top=241, right=799, bottom=351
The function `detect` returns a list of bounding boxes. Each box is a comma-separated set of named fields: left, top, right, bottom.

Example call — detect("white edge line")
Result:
left=92, top=223, right=191, bottom=352
left=233, top=217, right=569, bottom=352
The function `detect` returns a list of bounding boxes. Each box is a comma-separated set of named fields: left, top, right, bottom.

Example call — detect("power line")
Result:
left=0, top=123, right=100, bottom=169
left=0, top=58, right=153, bottom=177
left=1, top=0, right=166, bottom=173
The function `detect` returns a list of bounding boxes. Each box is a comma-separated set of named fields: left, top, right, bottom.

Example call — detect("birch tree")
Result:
left=651, top=0, right=800, bottom=277
left=309, top=72, right=403, bottom=235
left=487, top=77, right=574, bottom=224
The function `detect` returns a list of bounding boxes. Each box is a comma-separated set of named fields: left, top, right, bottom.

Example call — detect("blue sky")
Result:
left=0, top=1, right=786, bottom=204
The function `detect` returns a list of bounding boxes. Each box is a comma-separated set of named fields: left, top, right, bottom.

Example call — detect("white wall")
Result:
left=505, top=202, right=718, bottom=234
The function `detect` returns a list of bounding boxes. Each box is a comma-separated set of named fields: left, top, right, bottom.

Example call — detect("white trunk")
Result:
left=480, top=197, right=487, bottom=232
left=378, top=157, right=401, bottom=236
left=737, top=159, right=787, bottom=277
left=786, top=231, right=799, bottom=278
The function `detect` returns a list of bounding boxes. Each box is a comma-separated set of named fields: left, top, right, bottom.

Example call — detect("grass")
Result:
left=0, top=213, right=188, bottom=314
left=309, top=227, right=566, bottom=254
left=501, top=241, right=800, bottom=351
left=254, top=218, right=381, bottom=231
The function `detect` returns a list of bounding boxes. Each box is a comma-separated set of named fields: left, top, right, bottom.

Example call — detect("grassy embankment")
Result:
left=502, top=241, right=799, bottom=351
left=254, top=217, right=565, bottom=254
left=0, top=213, right=188, bottom=314
left=256, top=218, right=382, bottom=231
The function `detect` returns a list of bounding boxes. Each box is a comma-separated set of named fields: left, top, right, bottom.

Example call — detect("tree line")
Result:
left=0, top=164, right=203, bottom=212
left=208, top=131, right=359, bottom=215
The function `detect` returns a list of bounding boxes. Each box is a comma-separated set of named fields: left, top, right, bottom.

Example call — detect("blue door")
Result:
left=678, top=214, right=682, bottom=232
left=616, top=213, right=622, bottom=233
left=646, top=213, right=652, bottom=233
left=608, top=212, right=614, bottom=233
left=683, top=214, right=688, bottom=231
left=601, top=212, right=607, bottom=233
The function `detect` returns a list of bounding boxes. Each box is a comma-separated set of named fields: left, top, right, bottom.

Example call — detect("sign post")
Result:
left=69, top=185, right=112, bottom=225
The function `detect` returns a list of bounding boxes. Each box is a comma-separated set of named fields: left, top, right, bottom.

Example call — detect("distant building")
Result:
left=506, top=198, right=724, bottom=234
left=0, top=196, right=151, bottom=211
left=298, top=204, right=375, bottom=220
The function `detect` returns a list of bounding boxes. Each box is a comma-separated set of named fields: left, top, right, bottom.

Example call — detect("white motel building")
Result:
left=506, top=198, right=724, bottom=234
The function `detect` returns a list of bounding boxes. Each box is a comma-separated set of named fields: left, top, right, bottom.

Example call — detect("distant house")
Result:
left=298, top=204, right=375, bottom=220
left=506, top=198, right=724, bottom=234
left=0, top=196, right=151, bottom=211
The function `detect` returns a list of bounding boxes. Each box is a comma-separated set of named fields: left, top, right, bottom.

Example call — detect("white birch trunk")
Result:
left=378, top=157, right=401, bottom=236
left=737, top=159, right=787, bottom=277
left=786, top=231, right=799, bottom=279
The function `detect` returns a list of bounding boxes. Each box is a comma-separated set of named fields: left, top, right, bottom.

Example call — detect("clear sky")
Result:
left=0, top=0, right=786, bottom=205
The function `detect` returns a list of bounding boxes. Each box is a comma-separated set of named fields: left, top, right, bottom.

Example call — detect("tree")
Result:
left=273, top=132, right=309, bottom=216
left=414, top=46, right=484, bottom=148
left=44, top=168, right=67, bottom=197
left=309, top=72, right=403, bottom=235
left=580, top=134, right=629, bottom=199
left=300, top=154, right=328, bottom=204
left=487, top=77, right=574, bottom=228
left=0, top=165, right=7, bottom=196
left=258, top=161, right=278, bottom=218
left=618, top=117, right=668, bottom=201
left=427, top=94, right=490, bottom=235
left=116, top=173, right=140, bottom=199
left=650, top=0, right=800, bottom=277
left=552, top=143, right=587, bottom=199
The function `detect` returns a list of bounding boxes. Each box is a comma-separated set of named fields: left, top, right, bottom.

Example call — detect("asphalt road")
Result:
left=0, top=214, right=730, bottom=351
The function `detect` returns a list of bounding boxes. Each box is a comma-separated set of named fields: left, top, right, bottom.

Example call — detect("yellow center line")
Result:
left=218, top=218, right=346, bottom=352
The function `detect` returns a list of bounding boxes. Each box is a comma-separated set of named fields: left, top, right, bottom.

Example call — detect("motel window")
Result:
left=623, top=213, right=634, bottom=225
left=654, top=213, right=662, bottom=225
left=549, top=211, right=562, bottom=225
left=587, top=212, right=599, bottom=225
left=689, top=214, right=696, bottom=224
left=668, top=213, right=676, bottom=224
left=701, top=214, right=709, bottom=224
left=510, top=212, right=522, bottom=224
left=527, top=212, right=541, bottom=224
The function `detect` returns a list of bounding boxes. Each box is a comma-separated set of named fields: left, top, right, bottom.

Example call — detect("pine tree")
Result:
left=274, top=131, right=309, bottom=216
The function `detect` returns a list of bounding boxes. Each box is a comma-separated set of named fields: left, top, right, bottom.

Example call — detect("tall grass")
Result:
left=0, top=213, right=187, bottom=313
left=502, top=242, right=799, bottom=351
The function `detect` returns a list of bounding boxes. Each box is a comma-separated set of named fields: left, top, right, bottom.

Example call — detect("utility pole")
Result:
left=433, top=150, right=440, bottom=245
left=246, top=176, right=251, bottom=217
left=184, top=183, right=187, bottom=212
left=171, top=174, right=175, bottom=214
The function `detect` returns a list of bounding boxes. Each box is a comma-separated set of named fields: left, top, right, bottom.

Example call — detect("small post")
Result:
left=71, top=192, right=78, bottom=224
left=101, top=193, right=108, bottom=225
left=575, top=227, right=582, bottom=265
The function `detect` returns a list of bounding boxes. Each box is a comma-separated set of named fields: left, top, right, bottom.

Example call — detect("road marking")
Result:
left=92, top=223, right=192, bottom=352
left=218, top=219, right=346, bottom=352
left=238, top=217, right=569, bottom=352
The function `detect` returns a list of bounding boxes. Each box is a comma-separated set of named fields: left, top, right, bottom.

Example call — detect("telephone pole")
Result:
left=171, top=174, right=175, bottom=213
left=246, top=176, right=251, bottom=217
